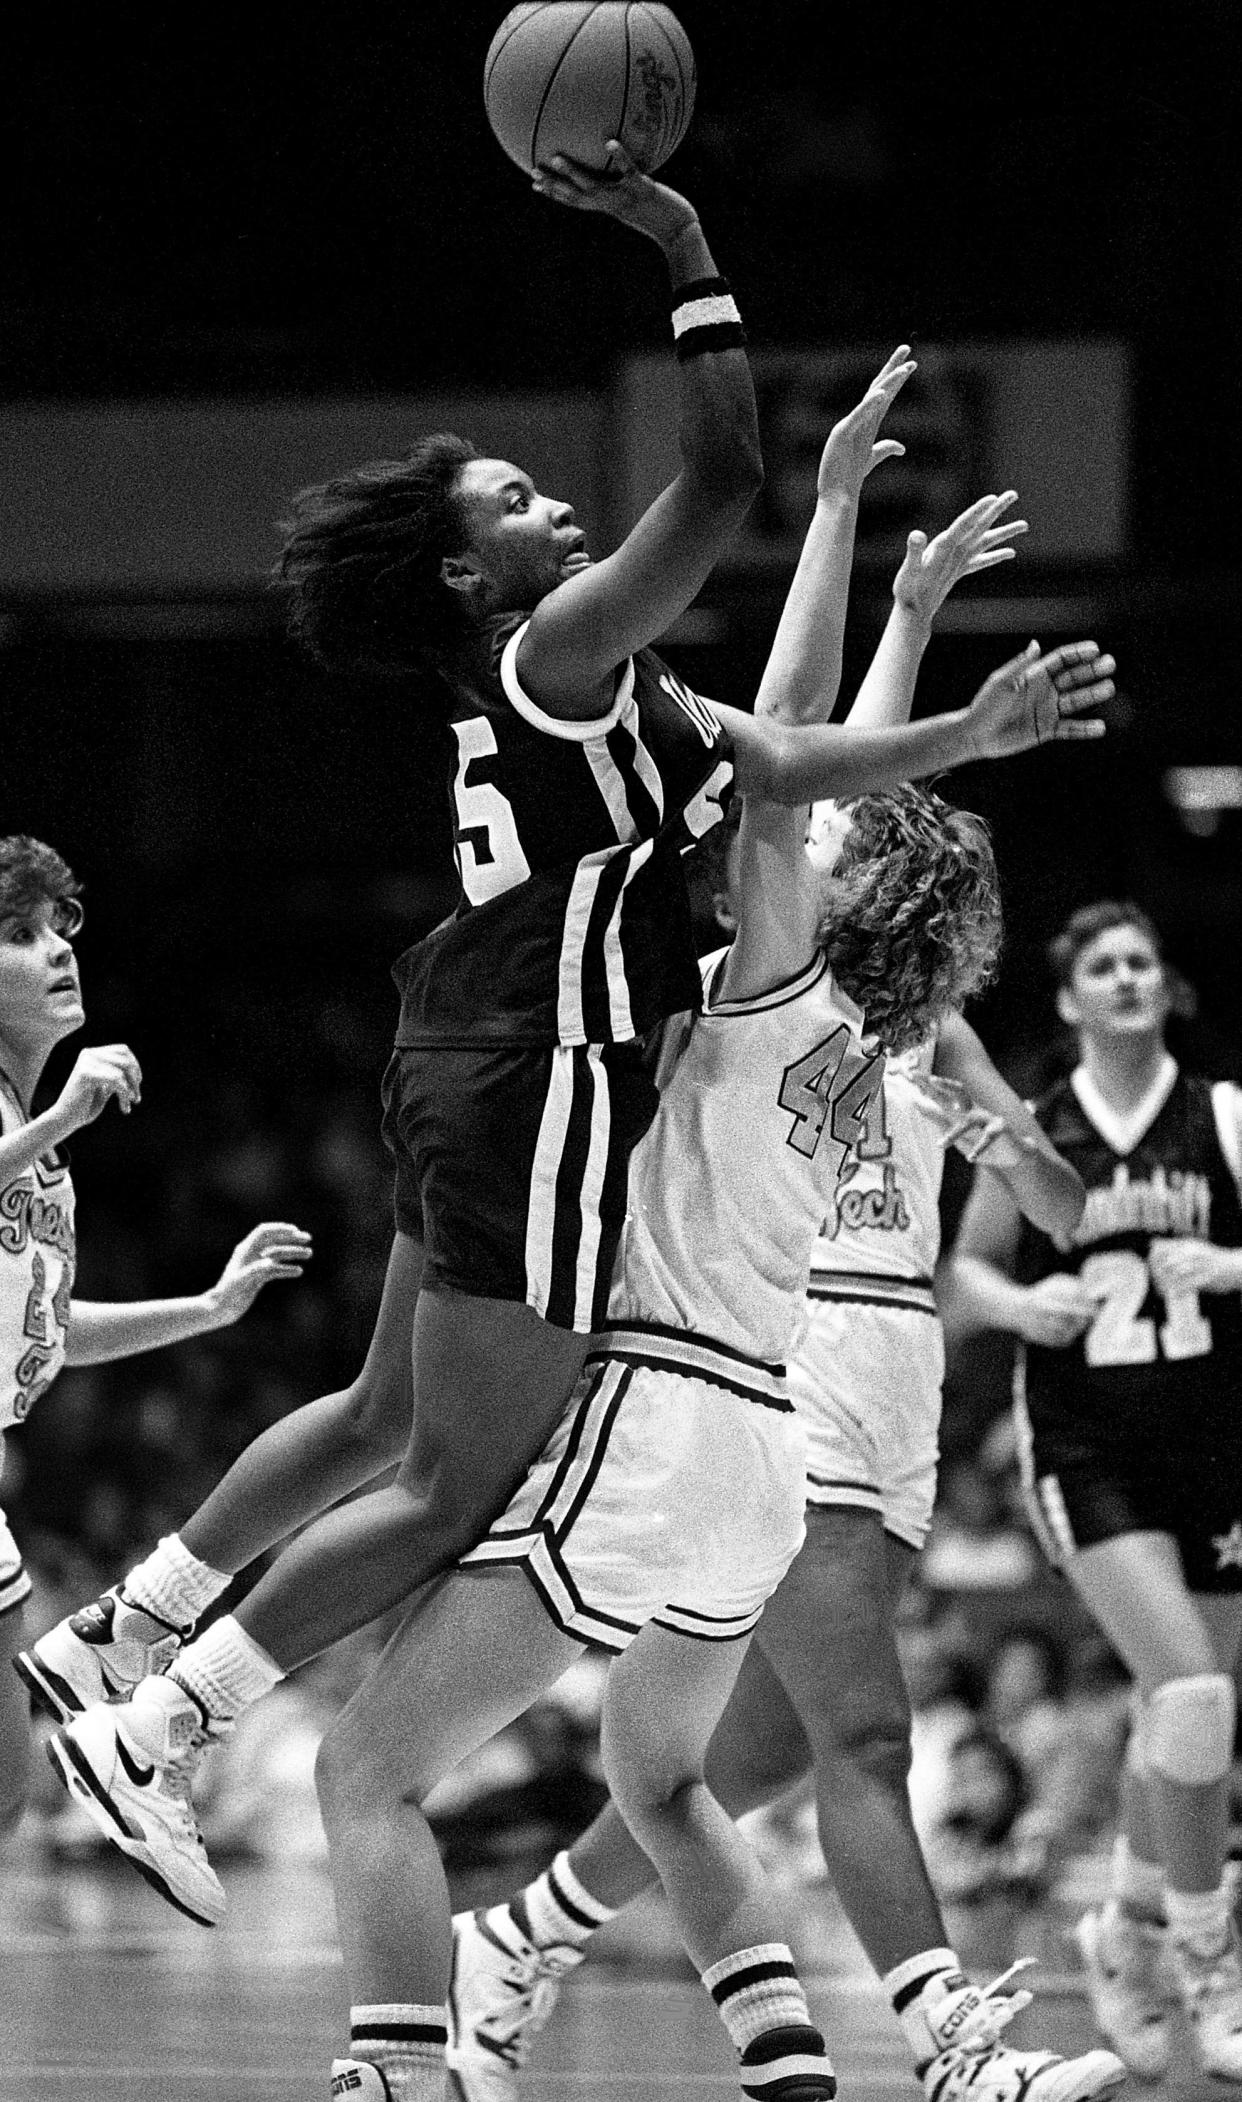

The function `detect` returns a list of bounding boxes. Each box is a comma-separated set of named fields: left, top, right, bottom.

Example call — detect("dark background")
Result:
left=2, top=2, right=1240, bottom=1555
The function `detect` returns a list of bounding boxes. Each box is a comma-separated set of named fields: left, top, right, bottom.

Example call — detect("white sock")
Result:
left=882, top=1948, right=971, bottom=2063
left=1111, top=1835, right=1167, bottom=1923
left=122, top=1533, right=229, bottom=1632
left=511, top=1850, right=615, bottom=1954
left=168, top=1613, right=283, bottom=1724
left=1166, top=1880, right=1233, bottom=1957
left=349, top=2003, right=446, bottom=2102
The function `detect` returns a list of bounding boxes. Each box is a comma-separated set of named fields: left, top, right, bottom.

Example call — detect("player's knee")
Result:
left=1145, top=1672, right=1236, bottom=1786
left=338, top=1366, right=412, bottom=1465
left=706, top=1724, right=810, bottom=1815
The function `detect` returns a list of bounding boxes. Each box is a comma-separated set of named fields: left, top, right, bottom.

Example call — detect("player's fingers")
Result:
left=871, top=343, right=914, bottom=385
left=961, top=549, right=1018, bottom=575
left=1053, top=652, right=1115, bottom=691
left=871, top=440, right=905, bottom=464
left=978, top=518, right=1029, bottom=546
left=1032, top=640, right=1102, bottom=678
left=1056, top=674, right=1115, bottom=711
left=1052, top=717, right=1107, bottom=740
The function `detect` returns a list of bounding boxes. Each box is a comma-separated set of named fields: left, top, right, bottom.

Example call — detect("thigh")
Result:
left=396, top=1289, right=591, bottom=1562
left=602, top=1621, right=753, bottom=1799
left=756, top=1506, right=916, bottom=1743
left=1070, top=1529, right=1222, bottom=1687
left=324, top=1564, right=583, bottom=1802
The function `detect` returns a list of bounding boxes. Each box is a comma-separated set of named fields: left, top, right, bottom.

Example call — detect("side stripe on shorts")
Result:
left=525, top=1045, right=613, bottom=1332
left=1012, top=1369, right=1077, bottom=1567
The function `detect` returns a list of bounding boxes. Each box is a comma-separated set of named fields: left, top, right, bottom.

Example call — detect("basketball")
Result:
left=484, top=4, right=696, bottom=178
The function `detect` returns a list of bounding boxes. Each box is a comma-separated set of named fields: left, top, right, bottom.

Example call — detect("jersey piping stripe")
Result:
left=557, top=839, right=654, bottom=1043
left=1011, top=1373, right=1072, bottom=1566
left=806, top=1273, right=936, bottom=1313
left=498, top=621, right=633, bottom=742
left=653, top=1606, right=763, bottom=1642
left=592, top=1323, right=791, bottom=1410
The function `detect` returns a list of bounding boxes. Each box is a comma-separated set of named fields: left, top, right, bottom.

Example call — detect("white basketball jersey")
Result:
left=608, top=946, right=884, bottom=1363
left=806, top=1036, right=945, bottom=1314
left=0, top=1073, right=76, bottom=1436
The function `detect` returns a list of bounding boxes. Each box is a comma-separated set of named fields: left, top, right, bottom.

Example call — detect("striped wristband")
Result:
left=670, top=275, right=745, bottom=360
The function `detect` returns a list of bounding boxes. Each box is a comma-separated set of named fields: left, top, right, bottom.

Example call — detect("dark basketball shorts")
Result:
left=380, top=1040, right=659, bottom=1334
left=1018, top=1417, right=1242, bottom=1594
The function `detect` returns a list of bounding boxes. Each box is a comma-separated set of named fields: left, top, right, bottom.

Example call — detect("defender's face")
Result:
left=805, top=798, right=853, bottom=874
left=1063, top=923, right=1169, bottom=1042
left=0, top=899, right=84, bottom=1058
left=454, top=457, right=590, bottom=611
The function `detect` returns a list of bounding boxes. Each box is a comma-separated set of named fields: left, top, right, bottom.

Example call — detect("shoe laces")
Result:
left=149, top=1724, right=223, bottom=1850
left=935, top=1960, right=1037, bottom=2056
left=481, top=1951, right=571, bottom=2067
left=1179, top=1938, right=1242, bottom=2018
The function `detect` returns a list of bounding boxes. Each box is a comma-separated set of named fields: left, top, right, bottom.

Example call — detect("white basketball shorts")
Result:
left=0, top=1506, right=31, bottom=1615
left=792, top=1294, right=944, bottom=1550
left=461, top=1333, right=808, bottom=1651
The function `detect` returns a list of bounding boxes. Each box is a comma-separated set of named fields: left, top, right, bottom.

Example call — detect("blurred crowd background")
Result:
left=3, top=1, right=1240, bottom=1904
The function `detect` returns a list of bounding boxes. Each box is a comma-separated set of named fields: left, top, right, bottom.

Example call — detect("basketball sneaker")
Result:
left=446, top=1907, right=581, bottom=2100
left=915, top=1962, right=1127, bottom=2101
left=15, top=1587, right=185, bottom=1723
left=330, top=2063, right=392, bottom=2099
left=1172, top=1928, right=1242, bottom=2081
left=46, top=1673, right=226, bottom=1927
left=1072, top=1901, right=1171, bottom=2078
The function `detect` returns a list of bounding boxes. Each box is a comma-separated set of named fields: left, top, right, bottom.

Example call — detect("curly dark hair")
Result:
left=817, top=787, right=1002, bottom=1053
left=274, top=433, right=479, bottom=676
left=0, top=836, right=82, bottom=935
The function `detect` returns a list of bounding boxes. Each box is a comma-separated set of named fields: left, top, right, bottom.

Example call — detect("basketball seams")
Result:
left=484, top=5, right=557, bottom=102
left=640, top=4, right=694, bottom=161
left=620, top=5, right=635, bottom=159
left=530, top=3, right=604, bottom=175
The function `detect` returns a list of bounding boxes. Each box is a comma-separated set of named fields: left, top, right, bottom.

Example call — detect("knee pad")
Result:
left=1145, top=1672, right=1236, bottom=1786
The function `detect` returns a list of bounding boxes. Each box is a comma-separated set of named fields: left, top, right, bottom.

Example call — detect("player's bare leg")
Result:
left=1070, top=1530, right=1242, bottom=2079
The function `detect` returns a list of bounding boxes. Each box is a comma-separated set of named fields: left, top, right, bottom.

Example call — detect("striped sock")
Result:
left=349, top=2003, right=446, bottom=2100
left=122, top=1533, right=230, bottom=1632
left=509, top=1850, right=615, bottom=1955
left=881, top=1948, right=970, bottom=2064
left=702, top=1945, right=834, bottom=2098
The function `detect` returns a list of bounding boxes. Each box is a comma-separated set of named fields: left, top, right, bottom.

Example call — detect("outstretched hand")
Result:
left=532, top=139, right=698, bottom=248
left=815, top=345, right=917, bottom=503
left=206, top=1222, right=313, bottom=1326
left=964, top=640, right=1116, bottom=762
left=894, top=492, right=1028, bottom=626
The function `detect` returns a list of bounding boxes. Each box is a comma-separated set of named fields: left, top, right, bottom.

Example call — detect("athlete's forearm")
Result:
left=0, top=1108, right=74, bottom=1185
left=64, top=1294, right=232, bottom=1365
left=663, top=220, right=763, bottom=500
left=990, top=1148, right=1084, bottom=1243
left=845, top=602, right=934, bottom=731
left=727, top=704, right=974, bottom=807
left=753, top=490, right=858, bottom=727
left=943, top=1254, right=1031, bottom=1336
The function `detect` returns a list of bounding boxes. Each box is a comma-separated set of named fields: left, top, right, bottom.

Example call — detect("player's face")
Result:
left=453, top=457, right=590, bottom=610
left=0, top=898, right=85, bottom=1056
left=1063, top=923, right=1169, bottom=1043
left=804, top=799, right=853, bottom=873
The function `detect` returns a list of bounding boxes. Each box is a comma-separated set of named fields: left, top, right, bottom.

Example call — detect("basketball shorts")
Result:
left=0, top=1507, right=31, bottom=1615
left=460, top=1332, right=808, bottom=1651
left=1016, top=1409, right=1242, bottom=1594
left=380, top=1040, right=659, bottom=1333
left=790, top=1291, right=944, bottom=1551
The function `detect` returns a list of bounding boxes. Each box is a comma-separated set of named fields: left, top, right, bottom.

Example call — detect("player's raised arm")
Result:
left=516, top=144, right=763, bottom=708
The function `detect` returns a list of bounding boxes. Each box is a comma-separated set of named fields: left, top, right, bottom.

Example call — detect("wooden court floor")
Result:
left=0, top=1837, right=1230, bottom=2099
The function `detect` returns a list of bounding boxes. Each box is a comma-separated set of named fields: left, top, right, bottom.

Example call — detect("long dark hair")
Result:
left=274, top=433, right=478, bottom=677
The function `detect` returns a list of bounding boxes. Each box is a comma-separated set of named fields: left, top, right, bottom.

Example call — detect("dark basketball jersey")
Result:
left=393, top=613, right=733, bottom=1049
left=1014, top=1066, right=1242, bottom=1450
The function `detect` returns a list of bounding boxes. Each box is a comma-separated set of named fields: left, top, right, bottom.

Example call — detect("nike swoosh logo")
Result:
left=114, top=1733, right=156, bottom=1788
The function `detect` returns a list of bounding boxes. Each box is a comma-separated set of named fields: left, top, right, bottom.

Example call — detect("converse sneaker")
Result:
left=15, top=1588, right=184, bottom=1723
left=1173, top=1929, right=1242, bottom=2081
left=918, top=1962, right=1127, bottom=2101
left=1073, top=1902, right=1170, bottom=2078
left=46, top=1674, right=226, bottom=1926
left=447, top=1907, right=580, bottom=2100
left=330, top=2064, right=392, bottom=2099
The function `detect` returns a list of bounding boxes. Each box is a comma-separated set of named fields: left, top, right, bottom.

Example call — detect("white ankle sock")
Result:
left=1166, top=1880, right=1232, bottom=1957
left=350, top=2002, right=446, bottom=2101
left=512, top=1850, right=615, bottom=1953
left=169, top=1613, right=283, bottom=1724
left=882, top=1948, right=971, bottom=2062
left=122, top=1534, right=230, bottom=1632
